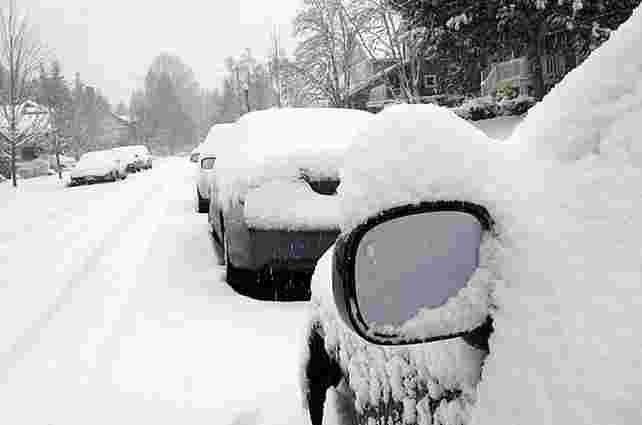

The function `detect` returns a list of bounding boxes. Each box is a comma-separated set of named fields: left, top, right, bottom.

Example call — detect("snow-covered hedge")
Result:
left=452, top=95, right=536, bottom=121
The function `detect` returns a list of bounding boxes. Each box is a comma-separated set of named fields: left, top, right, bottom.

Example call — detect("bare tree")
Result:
left=0, top=1, right=47, bottom=187
left=341, top=0, right=432, bottom=103
left=292, top=0, right=361, bottom=107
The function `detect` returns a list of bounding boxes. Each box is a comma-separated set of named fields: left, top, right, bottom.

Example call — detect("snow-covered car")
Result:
left=69, top=150, right=125, bottom=185
left=301, top=8, right=642, bottom=425
left=112, top=145, right=152, bottom=172
left=210, top=108, right=372, bottom=298
left=196, top=123, right=236, bottom=213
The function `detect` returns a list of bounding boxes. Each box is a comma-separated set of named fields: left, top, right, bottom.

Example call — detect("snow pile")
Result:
left=339, top=104, right=511, bottom=233
left=216, top=108, right=372, bottom=210
left=511, top=5, right=642, bottom=165
left=243, top=180, right=341, bottom=231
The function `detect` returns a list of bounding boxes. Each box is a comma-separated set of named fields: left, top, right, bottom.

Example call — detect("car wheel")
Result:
left=306, top=327, right=356, bottom=425
left=197, top=190, right=209, bottom=213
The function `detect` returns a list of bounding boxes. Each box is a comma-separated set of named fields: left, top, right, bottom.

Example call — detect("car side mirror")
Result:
left=332, top=201, right=494, bottom=346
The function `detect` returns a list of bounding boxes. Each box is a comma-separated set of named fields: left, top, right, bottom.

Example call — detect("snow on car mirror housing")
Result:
left=332, top=200, right=496, bottom=346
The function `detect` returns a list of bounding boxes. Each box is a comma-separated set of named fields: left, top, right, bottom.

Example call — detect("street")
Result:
left=0, top=159, right=308, bottom=425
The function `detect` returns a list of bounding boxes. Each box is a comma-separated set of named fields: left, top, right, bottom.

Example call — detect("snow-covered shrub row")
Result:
left=452, top=95, right=536, bottom=121
left=215, top=108, right=372, bottom=212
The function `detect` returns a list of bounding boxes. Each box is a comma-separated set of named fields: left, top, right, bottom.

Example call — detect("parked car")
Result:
left=69, top=150, right=125, bottom=185
left=112, top=145, right=152, bottom=172
left=301, top=9, right=642, bottom=425
left=209, top=108, right=372, bottom=299
left=196, top=123, right=236, bottom=213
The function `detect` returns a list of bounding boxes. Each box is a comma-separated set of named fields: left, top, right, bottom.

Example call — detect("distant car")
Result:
left=69, top=150, right=125, bottom=185
left=301, top=9, right=642, bottom=425
left=209, top=108, right=372, bottom=299
left=112, top=145, right=152, bottom=172
left=195, top=123, right=236, bottom=213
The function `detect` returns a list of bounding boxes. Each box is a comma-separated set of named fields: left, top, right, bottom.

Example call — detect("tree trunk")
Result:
left=11, top=141, right=17, bottom=188
left=55, top=138, right=62, bottom=180
left=528, top=24, right=547, bottom=101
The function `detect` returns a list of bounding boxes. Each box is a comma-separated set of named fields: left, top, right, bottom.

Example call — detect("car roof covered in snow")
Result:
left=198, top=123, right=237, bottom=157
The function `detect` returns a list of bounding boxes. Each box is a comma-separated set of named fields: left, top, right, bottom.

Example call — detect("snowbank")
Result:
left=216, top=108, right=372, bottom=210
left=339, top=104, right=511, bottom=234
left=511, top=5, right=642, bottom=165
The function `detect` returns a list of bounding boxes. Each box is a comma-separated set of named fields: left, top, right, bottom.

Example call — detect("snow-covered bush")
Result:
left=452, top=96, right=536, bottom=121
left=452, top=97, right=500, bottom=121
left=497, top=95, right=537, bottom=116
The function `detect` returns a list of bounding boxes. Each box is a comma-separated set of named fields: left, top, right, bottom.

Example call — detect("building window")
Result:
left=423, top=74, right=437, bottom=88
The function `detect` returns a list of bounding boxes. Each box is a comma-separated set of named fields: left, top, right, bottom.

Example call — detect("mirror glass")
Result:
left=354, top=211, right=482, bottom=328
left=201, top=157, right=216, bottom=170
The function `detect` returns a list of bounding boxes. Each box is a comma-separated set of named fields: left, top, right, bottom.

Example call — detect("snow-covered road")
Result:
left=0, top=158, right=309, bottom=425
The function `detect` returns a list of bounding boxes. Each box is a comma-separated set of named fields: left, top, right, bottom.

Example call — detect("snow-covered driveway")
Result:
left=0, top=158, right=309, bottom=425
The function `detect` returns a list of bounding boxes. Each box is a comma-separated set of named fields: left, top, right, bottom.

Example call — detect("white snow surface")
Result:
left=244, top=179, right=341, bottom=231
left=216, top=108, right=372, bottom=211
left=1, top=159, right=309, bottom=425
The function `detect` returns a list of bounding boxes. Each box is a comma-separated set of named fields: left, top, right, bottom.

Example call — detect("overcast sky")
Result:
left=19, top=0, right=302, bottom=106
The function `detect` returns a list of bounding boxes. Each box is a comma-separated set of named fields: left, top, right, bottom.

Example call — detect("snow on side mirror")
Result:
left=332, top=201, right=494, bottom=346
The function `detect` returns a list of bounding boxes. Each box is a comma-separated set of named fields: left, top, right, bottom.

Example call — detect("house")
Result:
left=344, top=45, right=448, bottom=112
left=87, top=112, right=140, bottom=152
left=0, top=100, right=52, bottom=161
left=480, top=52, right=575, bottom=98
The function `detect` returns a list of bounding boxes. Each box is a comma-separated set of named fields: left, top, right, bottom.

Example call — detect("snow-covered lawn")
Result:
left=0, top=159, right=309, bottom=425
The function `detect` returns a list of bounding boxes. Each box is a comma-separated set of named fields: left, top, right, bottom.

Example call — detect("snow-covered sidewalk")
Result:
left=1, top=159, right=309, bottom=425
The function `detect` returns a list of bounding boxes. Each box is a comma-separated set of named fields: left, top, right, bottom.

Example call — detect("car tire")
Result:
left=197, top=190, right=209, bottom=213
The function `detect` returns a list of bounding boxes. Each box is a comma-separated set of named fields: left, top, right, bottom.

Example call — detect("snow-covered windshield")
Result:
left=77, top=151, right=113, bottom=167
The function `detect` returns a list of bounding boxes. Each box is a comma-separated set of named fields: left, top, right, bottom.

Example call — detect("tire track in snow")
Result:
left=0, top=178, right=167, bottom=380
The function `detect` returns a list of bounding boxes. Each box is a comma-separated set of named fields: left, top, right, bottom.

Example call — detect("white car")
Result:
left=301, top=8, right=642, bottom=425
left=196, top=123, right=236, bottom=213
left=112, top=145, right=152, bottom=172
left=209, top=108, right=372, bottom=300
left=69, top=150, right=125, bottom=185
